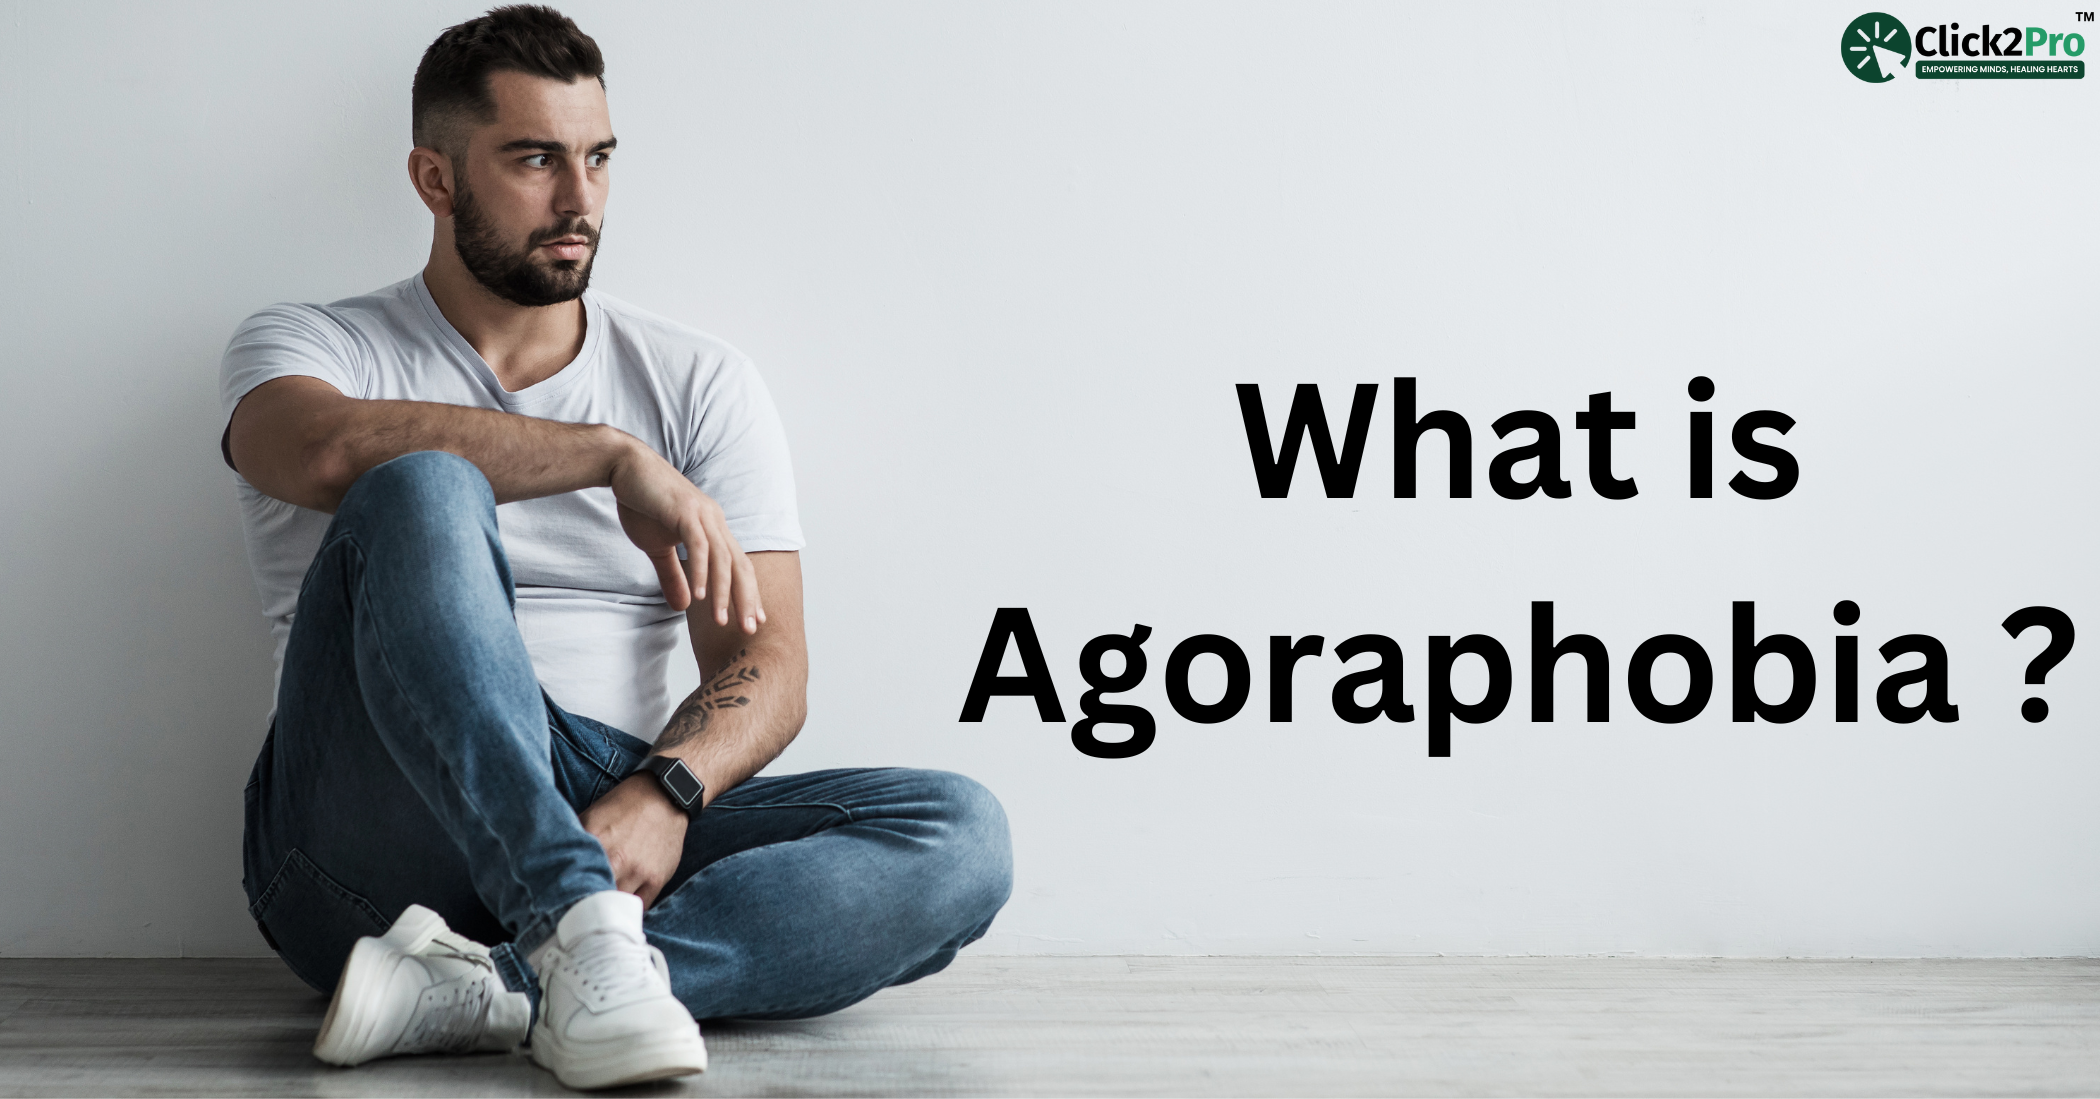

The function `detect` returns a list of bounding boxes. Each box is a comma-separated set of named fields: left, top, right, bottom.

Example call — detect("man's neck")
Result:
left=423, top=242, right=586, bottom=393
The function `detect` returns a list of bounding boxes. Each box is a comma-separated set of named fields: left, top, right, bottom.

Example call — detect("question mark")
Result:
left=2001, top=607, right=2074, bottom=723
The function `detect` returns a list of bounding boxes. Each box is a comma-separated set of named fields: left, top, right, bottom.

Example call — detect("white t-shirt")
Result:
left=219, top=274, right=804, bottom=739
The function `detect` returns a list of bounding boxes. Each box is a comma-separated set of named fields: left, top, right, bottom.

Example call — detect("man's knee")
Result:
left=335, top=451, right=495, bottom=543
left=912, top=770, right=1014, bottom=926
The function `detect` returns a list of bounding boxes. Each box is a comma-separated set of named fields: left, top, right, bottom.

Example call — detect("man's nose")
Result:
left=552, top=159, right=594, bottom=219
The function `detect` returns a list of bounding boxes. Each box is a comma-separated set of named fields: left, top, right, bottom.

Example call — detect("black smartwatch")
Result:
left=638, top=756, right=705, bottom=816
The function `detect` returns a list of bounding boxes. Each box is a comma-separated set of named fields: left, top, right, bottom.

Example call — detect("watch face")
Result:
left=659, top=760, right=704, bottom=807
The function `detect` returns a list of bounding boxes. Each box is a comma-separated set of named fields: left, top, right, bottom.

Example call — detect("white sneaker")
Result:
left=312, top=904, right=531, bottom=1066
left=528, top=890, right=707, bottom=1089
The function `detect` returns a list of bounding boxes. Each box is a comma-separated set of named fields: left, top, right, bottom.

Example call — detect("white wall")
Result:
left=0, top=1, right=2092, bottom=957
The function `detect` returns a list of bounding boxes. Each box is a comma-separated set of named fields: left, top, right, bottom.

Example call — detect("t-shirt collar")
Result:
left=410, top=271, right=605, bottom=410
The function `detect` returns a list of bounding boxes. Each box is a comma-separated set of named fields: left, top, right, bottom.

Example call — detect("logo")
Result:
left=1843, top=12, right=1913, bottom=81
left=1841, top=12, right=2088, bottom=81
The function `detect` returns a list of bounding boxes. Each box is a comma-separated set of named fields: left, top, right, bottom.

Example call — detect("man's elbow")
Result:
left=295, top=438, right=360, bottom=511
left=228, top=407, right=359, bottom=512
left=239, top=436, right=356, bottom=512
left=777, top=690, right=810, bottom=741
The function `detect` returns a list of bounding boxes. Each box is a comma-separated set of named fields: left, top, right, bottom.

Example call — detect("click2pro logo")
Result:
left=1843, top=13, right=1913, bottom=81
left=1844, top=10, right=2089, bottom=80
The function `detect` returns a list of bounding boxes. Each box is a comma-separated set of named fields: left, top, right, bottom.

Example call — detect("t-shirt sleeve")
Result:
left=682, top=353, right=807, bottom=553
left=219, top=303, right=370, bottom=421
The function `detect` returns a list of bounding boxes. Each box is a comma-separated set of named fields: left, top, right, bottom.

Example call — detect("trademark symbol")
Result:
left=2079, top=11, right=2096, bottom=21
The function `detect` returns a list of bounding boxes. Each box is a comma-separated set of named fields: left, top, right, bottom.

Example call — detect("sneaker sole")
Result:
left=529, top=1028, right=708, bottom=1090
left=312, top=906, right=448, bottom=1066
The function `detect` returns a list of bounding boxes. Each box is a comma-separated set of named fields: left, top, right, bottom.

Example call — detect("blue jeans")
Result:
left=241, top=451, right=1012, bottom=1020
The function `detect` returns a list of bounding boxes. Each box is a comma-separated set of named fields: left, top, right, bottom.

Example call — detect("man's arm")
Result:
left=227, top=374, right=761, bottom=626
left=654, top=549, right=809, bottom=789
left=228, top=375, right=628, bottom=511
left=580, top=551, right=807, bottom=904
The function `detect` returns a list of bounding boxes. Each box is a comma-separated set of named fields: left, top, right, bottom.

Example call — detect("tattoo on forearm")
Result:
left=655, top=649, right=760, bottom=751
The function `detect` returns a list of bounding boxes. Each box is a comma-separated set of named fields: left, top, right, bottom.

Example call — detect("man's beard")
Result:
left=451, top=183, right=600, bottom=307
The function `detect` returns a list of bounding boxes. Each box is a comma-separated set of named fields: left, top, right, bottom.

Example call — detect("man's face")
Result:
left=449, top=71, right=613, bottom=307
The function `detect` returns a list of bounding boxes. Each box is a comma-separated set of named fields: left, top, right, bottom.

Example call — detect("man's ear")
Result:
left=407, top=146, right=458, bottom=218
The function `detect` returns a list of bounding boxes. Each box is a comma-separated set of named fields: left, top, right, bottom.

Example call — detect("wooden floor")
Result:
left=2, top=955, right=2097, bottom=1096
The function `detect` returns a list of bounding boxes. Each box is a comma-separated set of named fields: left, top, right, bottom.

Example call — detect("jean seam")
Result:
left=346, top=529, right=569, bottom=950
left=299, top=529, right=355, bottom=604
left=490, top=943, right=541, bottom=1004
left=707, top=800, right=853, bottom=819
left=548, top=717, right=629, bottom=783
left=247, top=854, right=289, bottom=920
left=596, top=726, right=627, bottom=770
left=249, top=849, right=389, bottom=929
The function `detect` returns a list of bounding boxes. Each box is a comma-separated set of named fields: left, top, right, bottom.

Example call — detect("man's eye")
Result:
left=524, top=154, right=551, bottom=168
left=588, top=153, right=608, bottom=168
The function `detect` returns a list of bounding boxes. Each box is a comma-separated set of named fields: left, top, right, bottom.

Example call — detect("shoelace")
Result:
left=565, top=930, right=661, bottom=1006
left=428, top=930, right=491, bottom=959
left=397, top=954, right=496, bottom=1054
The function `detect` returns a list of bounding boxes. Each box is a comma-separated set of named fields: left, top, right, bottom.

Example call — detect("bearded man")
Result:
left=220, top=6, right=1010, bottom=1089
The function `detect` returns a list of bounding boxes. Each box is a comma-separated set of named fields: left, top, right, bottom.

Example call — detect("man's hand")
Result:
left=579, top=773, right=688, bottom=907
left=609, top=444, right=763, bottom=631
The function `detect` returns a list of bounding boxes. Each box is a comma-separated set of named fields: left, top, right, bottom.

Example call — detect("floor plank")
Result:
left=1, top=956, right=2096, bottom=1096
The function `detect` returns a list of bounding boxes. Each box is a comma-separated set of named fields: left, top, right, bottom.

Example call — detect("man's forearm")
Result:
left=651, top=634, right=807, bottom=807
left=577, top=555, right=799, bottom=901
left=325, top=399, right=635, bottom=508
left=230, top=377, right=640, bottom=512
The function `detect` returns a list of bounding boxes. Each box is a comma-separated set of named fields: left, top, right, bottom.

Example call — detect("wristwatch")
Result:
left=637, top=756, right=705, bottom=816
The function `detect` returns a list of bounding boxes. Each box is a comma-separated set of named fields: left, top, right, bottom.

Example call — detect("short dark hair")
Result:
left=412, top=5, right=605, bottom=155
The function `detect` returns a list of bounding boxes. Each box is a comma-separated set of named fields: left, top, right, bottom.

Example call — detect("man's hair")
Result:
left=412, top=5, right=604, bottom=156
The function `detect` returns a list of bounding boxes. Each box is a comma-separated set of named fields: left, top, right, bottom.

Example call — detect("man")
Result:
left=221, top=6, right=1011, bottom=1090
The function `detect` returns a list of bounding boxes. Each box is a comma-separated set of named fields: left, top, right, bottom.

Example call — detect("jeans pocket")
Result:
left=248, top=848, right=389, bottom=994
left=546, top=697, right=646, bottom=809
